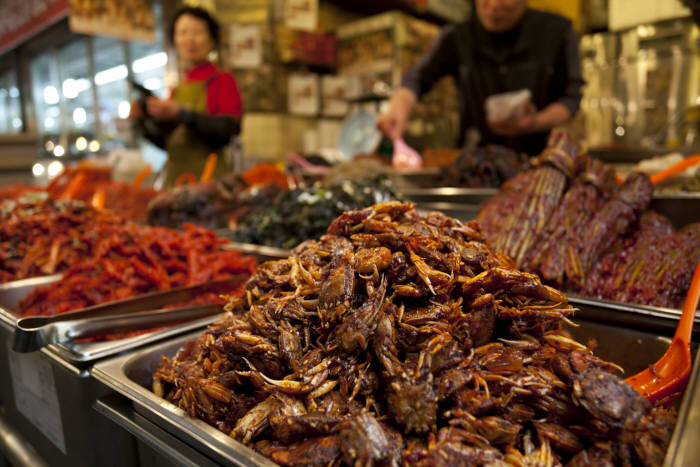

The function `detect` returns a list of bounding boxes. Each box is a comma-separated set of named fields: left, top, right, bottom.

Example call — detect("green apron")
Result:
left=165, top=77, right=231, bottom=186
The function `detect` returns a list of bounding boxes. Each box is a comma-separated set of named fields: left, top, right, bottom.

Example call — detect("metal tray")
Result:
left=650, top=192, right=700, bottom=228
left=404, top=188, right=700, bottom=228
left=403, top=187, right=498, bottom=205
left=0, top=274, right=227, bottom=365
left=218, top=241, right=290, bottom=261
left=91, top=304, right=700, bottom=466
left=92, top=330, right=275, bottom=467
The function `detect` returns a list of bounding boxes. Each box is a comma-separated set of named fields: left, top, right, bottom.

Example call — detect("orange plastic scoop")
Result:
left=649, top=154, right=700, bottom=185
left=200, top=153, right=218, bottom=183
left=131, top=164, right=151, bottom=188
left=174, top=172, right=197, bottom=187
left=58, top=171, right=86, bottom=201
left=626, top=259, right=700, bottom=404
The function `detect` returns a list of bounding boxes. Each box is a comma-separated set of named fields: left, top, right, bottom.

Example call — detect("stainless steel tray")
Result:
left=567, top=295, right=700, bottom=338
left=650, top=193, right=700, bottom=228
left=92, top=330, right=276, bottom=467
left=218, top=241, right=290, bottom=261
left=404, top=188, right=700, bottom=228
left=0, top=275, right=226, bottom=365
left=91, top=303, right=700, bottom=466
left=403, top=187, right=498, bottom=205
left=0, top=274, right=62, bottom=331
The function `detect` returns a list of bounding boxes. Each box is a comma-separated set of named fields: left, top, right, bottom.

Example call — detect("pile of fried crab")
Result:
left=154, top=201, right=676, bottom=466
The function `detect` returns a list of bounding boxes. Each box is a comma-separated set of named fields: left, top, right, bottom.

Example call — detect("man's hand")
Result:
left=145, top=97, right=181, bottom=121
left=488, top=101, right=538, bottom=137
left=376, top=87, right=417, bottom=140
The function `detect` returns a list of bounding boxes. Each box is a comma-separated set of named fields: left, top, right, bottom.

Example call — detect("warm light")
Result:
left=88, top=140, right=101, bottom=152
left=45, top=140, right=55, bottom=152
left=53, top=145, right=65, bottom=157
left=118, top=100, right=131, bottom=119
left=32, top=163, right=45, bottom=177
left=95, top=65, right=128, bottom=86
left=43, top=85, right=59, bottom=104
left=132, top=52, right=168, bottom=73
left=47, top=160, right=64, bottom=178
left=615, top=126, right=625, bottom=137
left=73, top=107, right=87, bottom=125
left=144, top=77, right=162, bottom=91
left=75, top=136, right=88, bottom=151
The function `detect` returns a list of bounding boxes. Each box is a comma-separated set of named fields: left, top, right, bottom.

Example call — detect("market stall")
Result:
left=2, top=1, right=700, bottom=466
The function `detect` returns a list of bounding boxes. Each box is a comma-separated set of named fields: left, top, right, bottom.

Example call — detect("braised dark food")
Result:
left=440, top=145, right=529, bottom=188
left=146, top=174, right=282, bottom=230
left=154, top=202, right=675, bottom=466
left=478, top=131, right=700, bottom=308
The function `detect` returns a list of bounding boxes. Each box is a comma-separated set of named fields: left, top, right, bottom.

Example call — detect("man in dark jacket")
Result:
left=377, top=0, right=584, bottom=156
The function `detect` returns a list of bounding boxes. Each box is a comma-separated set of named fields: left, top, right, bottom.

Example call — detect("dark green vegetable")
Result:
left=232, top=178, right=402, bottom=249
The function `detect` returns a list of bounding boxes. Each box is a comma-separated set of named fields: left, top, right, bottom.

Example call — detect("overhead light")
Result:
left=62, top=78, right=90, bottom=99
left=73, top=107, right=87, bottom=125
left=118, top=100, right=131, bottom=119
left=45, top=140, right=55, bottom=152
left=32, top=163, right=45, bottom=177
left=9, top=87, right=19, bottom=98
left=76, top=136, right=88, bottom=151
left=615, top=126, right=625, bottom=137
left=44, top=116, right=56, bottom=129
left=12, top=118, right=21, bottom=129
left=88, top=140, right=100, bottom=152
left=53, top=145, right=65, bottom=157
left=47, top=160, right=64, bottom=178
left=144, top=77, right=162, bottom=90
left=95, top=64, right=128, bottom=86
left=43, top=85, right=59, bottom=104
left=132, top=52, right=168, bottom=74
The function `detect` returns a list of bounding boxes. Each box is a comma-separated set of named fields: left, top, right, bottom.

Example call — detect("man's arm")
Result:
left=490, top=24, right=583, bottom=137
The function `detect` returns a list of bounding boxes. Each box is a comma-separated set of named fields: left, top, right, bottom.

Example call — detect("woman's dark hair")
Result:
left=168, top=6, right=220, bottom=46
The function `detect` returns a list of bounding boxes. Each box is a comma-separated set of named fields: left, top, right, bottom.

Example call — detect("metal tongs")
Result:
left=13, top=274, right=248, bottom=353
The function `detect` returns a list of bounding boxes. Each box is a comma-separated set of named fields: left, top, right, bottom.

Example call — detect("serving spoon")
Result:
left=625, top=258, right=700, bottom=404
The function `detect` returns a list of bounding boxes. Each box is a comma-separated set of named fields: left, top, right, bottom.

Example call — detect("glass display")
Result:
left=30, top=51, right=61, bottom=140
left=0, top=70, right=22, bottom=134
left=58, top=39, right=95, bottom=153
left=94, top=36, right=129, bottom=151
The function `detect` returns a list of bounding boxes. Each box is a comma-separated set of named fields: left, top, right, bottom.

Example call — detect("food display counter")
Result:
left=91, top=292, right=700, bottom=466
left=0, top=137, right=698, bottom=466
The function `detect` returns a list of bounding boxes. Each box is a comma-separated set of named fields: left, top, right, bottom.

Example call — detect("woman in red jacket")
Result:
left=131, top=6, right=242, bottom=186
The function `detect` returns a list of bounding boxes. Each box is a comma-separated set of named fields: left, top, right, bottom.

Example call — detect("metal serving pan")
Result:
left=218, top=240, right=291, bottom=261
left=0, top=274, right=226, bottom=365
left=403, top=187, right=498, bottom=205
left=650, top=192, right=700, bottom=228
left=404, top=187, right=700, bottom=228
left=92, top=330, right=275, bottom=467
left=91, top=303, right=700, bottom=466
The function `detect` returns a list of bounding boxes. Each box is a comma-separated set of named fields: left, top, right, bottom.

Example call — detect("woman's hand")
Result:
left=145, top=97, right=181, bottom=121
left=377, top=87, right=417, bottom=140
